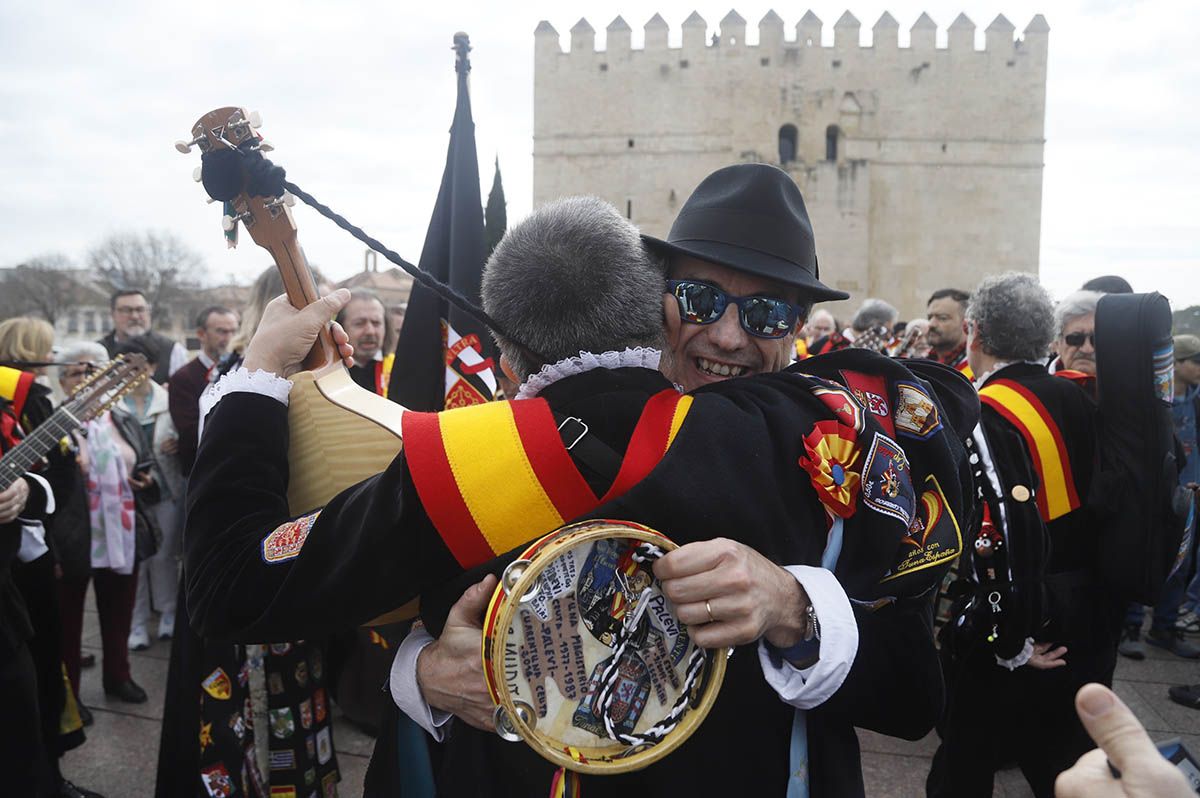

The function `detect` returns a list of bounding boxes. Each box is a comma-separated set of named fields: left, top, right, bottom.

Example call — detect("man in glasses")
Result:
left=393, top=165, right=970, bottom=794
left=1051, top=290, right=1103, bottom=377
left=98, top=289, right=187, bottom=385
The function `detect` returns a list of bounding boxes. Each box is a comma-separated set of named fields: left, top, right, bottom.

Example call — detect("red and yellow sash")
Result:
left=0, top=366, right=35, bottom=419
left=979, top=378, right=1080, bottom=522
left=956, top=360, right=974, bottom=381
left=374, top=353, right=395, bottom=398
left=404, top=390, right=692, bottom=568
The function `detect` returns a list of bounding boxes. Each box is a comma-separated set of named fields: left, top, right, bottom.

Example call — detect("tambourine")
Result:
left=482, top=519, right=728, bottom=775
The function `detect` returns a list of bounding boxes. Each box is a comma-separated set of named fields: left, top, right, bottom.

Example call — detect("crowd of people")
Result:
left=0, top=272, right=402, bottom=797
left=1, top=160, right=1197, bottom=798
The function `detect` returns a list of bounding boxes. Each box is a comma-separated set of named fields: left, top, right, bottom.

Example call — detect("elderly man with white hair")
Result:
left=1051, top=290, right=1103, bottom=376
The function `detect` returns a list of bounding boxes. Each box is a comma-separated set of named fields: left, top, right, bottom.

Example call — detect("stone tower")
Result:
left=532, top=10, right=1050, bottom=319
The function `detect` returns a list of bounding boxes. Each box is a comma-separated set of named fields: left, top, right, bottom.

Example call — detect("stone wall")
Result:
left=533, top=10, right=1048, bottom=320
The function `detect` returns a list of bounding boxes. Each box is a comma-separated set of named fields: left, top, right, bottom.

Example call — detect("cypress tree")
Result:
left=483, top=156, right=507, bottom=256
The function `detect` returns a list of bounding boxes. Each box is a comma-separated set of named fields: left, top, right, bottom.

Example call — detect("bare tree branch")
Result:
left=0, top=254, right=85, bottom=324
left=87, top=231, right=206, bottom=328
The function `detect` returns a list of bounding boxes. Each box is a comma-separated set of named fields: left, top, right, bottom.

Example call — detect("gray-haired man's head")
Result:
left=965, top=272, right=1055, bottom=364
left=1053, top=290, right=1103, bottom=375
left=482, top=196, right=666, bottom=381
left=852, top=298, right=899, bottom=333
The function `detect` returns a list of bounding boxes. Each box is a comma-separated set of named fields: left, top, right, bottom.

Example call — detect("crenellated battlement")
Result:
left=534, top=10, right=1048, bottom=57
left=532, top=9, right=1050, bottom=320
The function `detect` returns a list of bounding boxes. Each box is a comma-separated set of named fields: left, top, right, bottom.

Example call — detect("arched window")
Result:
left=825, top=124, right=841, bottom=162
left=778, top=124, right=798, bottom=164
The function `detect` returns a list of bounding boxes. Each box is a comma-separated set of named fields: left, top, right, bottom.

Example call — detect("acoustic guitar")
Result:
left=1, top=355, right=148, bottom=491
left=179, top=107, right=405, bottom=517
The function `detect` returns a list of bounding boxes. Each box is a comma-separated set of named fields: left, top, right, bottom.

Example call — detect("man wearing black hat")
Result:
left=389, top=165, right=971, bottom=795
left=186, top=175, right=973, bottom=795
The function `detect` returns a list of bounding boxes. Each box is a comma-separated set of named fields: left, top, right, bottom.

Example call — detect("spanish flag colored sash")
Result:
left=0, top=366, right=35, bottom=419
left=979, top=379, right=1080, bottom=522
left=404, top=389, right=693, bottom=569
left=956, top=360, right=974, bottom=381
left=375, top=353, right=395, bottom=398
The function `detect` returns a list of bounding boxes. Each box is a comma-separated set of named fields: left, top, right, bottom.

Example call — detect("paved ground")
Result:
left=61, top=599, right=1200, bottom=797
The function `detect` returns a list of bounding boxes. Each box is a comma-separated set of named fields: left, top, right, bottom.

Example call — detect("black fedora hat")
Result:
left=643, top=163, right=849, bottom=301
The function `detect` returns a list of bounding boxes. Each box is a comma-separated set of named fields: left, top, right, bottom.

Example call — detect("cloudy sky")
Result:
left=1, top=1, right=1196, bottom=308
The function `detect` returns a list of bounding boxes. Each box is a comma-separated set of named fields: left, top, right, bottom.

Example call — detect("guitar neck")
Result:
left=266, top=234, right=336, bottom=372
left=0, top=405, right=81, bottom=493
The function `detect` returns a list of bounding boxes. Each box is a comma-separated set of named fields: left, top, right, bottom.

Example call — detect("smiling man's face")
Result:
left=661, top=255, right=802, bottom=391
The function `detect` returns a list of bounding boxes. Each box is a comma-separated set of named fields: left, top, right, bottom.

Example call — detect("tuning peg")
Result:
left=206, top=197, right=217, bottom=205
left=266, top=192, right=296, bottom=210
left=222, top=211, right=251, bottom=232
left=257, top=138, right=274, bottom=153
left=175, top=136, right=203, bottom=154
left=192, top=166, right=203, bottom=183
left=248, top=110, right=262, bottom=129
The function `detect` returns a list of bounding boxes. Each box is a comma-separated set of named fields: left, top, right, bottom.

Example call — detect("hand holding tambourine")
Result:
left=483, top=520, right=728, bottom=774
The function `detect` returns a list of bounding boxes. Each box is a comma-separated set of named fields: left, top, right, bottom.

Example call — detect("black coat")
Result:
left=186, top=356, right=974, bottom=796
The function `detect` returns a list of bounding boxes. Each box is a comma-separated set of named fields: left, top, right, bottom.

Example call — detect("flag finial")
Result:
left=453, top=32, right=471, bottom=75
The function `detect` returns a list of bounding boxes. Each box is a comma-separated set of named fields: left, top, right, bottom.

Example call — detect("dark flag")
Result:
left=390, top=32, right=497, bottom=410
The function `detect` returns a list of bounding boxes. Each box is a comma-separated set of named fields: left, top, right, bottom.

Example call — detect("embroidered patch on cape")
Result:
left=812, top=384, right=865, bottom=433
left=882, top=474, right=963, bottom=583
left=200, top=763, right=234, bottom=797
left=262, top=512, right=319, bottom=564
left=861, top=432, right=916, bottom=526
left=269, top=749, right=296, bottom=771
left=893, top=381, right=943, bottom=440
left=840, top=370, right=894, bottom=436
left=201, top=667, right=232, bottom=700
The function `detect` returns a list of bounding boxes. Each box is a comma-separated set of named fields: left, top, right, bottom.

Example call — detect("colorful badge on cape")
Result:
left=268, top=787, right=296, bottom=798
left=270, top=707, right=295, bottom=739
left=798, top=419, right=863, bottom=519
left=262, top=512, right=319, bottom=564
left=269, top=749, right=296, bottom=771
left=883, top=474, right=963, bottom=583
left=316, top=727, right=333, bottom=765
left=200, top=763, right=234, bottom=798
left=199, top=721, right=213, bottom=753
left=202, top=668, right=232, bottom=701
left=313, top=688, right=328, bottom=724
left=322, top=770, right=338, bottom=798
left=299, top=698, right=313, bottom=730
left=893, top=382, right=943, bottom=440
left=861, top=433, right=916, bottom=527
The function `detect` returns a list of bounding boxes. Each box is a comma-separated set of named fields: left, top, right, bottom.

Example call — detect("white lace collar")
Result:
left=513, top=348, right=663, bottom=400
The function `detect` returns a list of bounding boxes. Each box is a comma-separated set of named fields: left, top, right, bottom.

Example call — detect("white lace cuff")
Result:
left=198, top=367, right=293, bottom=437
left=514, top=348, right=663, bottom=400
left=996, top=637, right=1036, bottom=670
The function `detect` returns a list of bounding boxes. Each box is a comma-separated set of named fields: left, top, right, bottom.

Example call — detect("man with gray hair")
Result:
left=1052, top=289, right=1103, bottom=376
left=186, top=188, right=970, bottom=796
left=849, top=298, right=899, bottom=353
left=929, top=272, right=1124, bottom=796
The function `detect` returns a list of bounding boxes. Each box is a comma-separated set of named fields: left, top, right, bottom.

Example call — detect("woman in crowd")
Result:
left=0, top=318, right=98, bottom=797
left=55, top=341, right=160, bottom=707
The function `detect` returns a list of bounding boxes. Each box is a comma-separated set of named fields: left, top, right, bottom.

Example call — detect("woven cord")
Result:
left=282, top=180, right=520, bottom=344
left=592, top=543, right=708, bottom=748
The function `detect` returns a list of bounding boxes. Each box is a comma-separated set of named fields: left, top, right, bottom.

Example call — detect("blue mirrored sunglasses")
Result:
left=665, top=279, right=801, bottom=340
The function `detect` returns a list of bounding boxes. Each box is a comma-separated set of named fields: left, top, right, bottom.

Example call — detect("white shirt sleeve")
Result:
left=389, top=625, right=455, bottom=741
left=756, top=565, right=859, bottom=710
left=168, top=342, right=188, bottom=378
